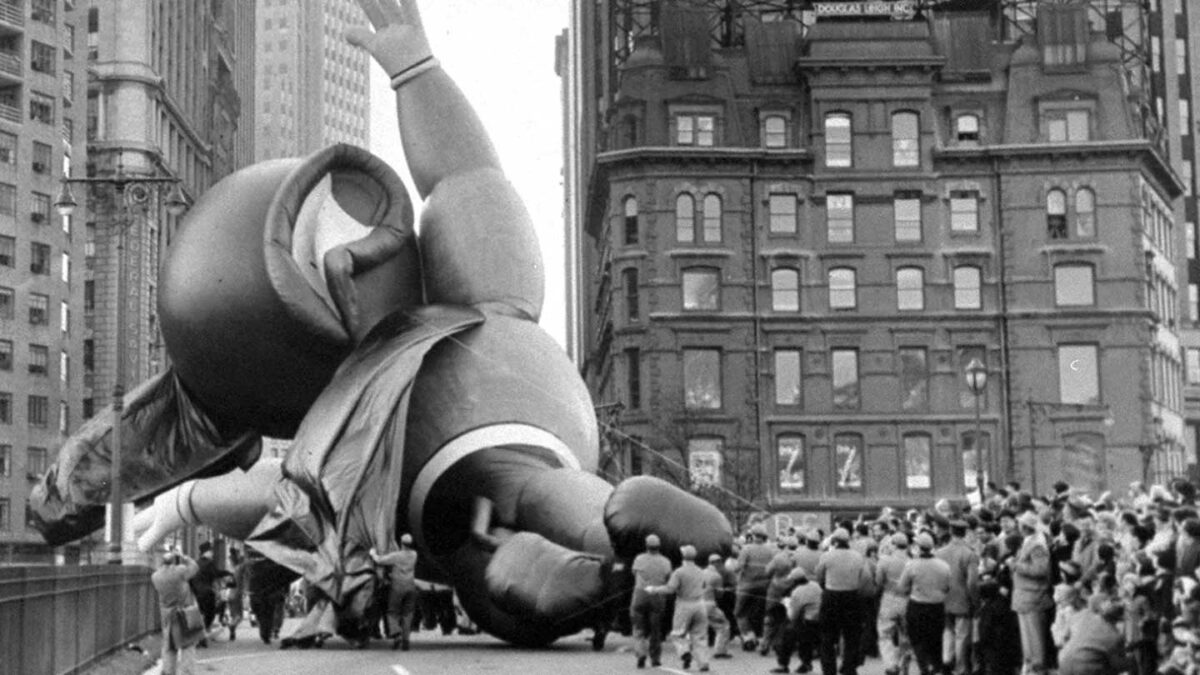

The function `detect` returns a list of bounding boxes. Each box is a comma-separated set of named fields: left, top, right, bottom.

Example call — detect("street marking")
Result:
left=197, top=653, right=278, bottom=665
left=657, top=667, right=689, bottom=675
left=392, top=665, right=412, bottom=675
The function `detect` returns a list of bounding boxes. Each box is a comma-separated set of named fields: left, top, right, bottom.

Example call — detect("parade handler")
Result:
left=29, top=0, right=731, bottom=648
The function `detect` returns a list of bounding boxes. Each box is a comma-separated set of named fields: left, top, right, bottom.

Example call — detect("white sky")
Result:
left=368, top=1, right=570, bottom=347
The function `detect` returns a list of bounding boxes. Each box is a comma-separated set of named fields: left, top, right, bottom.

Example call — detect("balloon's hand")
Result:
left=346, top=0, right=433, bottom=83
left=131, top=481, right=198, bottom=551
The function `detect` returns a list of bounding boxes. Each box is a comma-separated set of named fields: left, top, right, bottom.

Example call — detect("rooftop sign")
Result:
left=813, top=0, right=918, bottom=20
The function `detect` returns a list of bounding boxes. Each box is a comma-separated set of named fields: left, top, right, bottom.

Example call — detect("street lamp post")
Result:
left=54, top=173, right=187, bottom=564
left=964, top=358, right=988, bottom=502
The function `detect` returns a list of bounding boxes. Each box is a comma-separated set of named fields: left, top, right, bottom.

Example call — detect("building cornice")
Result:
left=596, top=146, right=813, bottom=167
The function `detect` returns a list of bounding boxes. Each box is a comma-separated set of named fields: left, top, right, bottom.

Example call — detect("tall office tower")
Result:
left=255, top=0, right=370, bottom=161
left=566, top=0, right=1187, bottom=524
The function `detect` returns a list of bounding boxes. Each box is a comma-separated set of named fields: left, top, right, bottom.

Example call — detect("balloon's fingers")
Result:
left=484, top=531, right=607, bottom=623
left=344, top=26, right=375, bottom=50
left=514, top=469, right=614, bottom=558
left=604, top=476, right=734, bottom=561
left=130, top=502, right=158, bottom=537
left=354, top=0, right=389, bottom=30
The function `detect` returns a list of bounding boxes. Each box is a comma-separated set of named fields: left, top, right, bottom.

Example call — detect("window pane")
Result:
left=896, top=268, right=924, bottom=310
left=827, top=194, right=854, bottom=243
left=623, top=197, right=638, bottom=245
left=1058, top=344, right=1099, bottom=405
left=684, top=349, right=721, bottom=409
left=894, top=197, right=921, bottom=241
left=950, top=192, right=979, bottom=232
left=892, top=112, right=919, bottom=166
left=676, top=194, right=694, bottom=242
left=682, top=268, right=720, bottom=310
left=831, top=349, right=859, bottom=410
left=955, top=114, right=980, bottom=143
left=904, top=435, right=932, bottom=489
left=962, top=432, right=990, bottom=490
left=696, top=115, right=715, bottom=146
left=676, top=115, right=694, bottom=145
left=954, top=266, right=981, bottom=309
left=771, top=268, right=799, bottom=312
left=688, top=438, right=723, bottom=487
left=764, top=115, right=787, bottom=148
left=825, top=113, right=851, bottom=167
left=774, top=349, right=801, bottom=406
left=1054, top=264, right=1094, bottom=306
left=1189, top=348, right=1200, bottom=383
left=834, top=434, right=862, bottom=490
left=899, top=347, right=928, bottom=410
left=1066, top=110, right=1089, bottom=141
left=778, top=435, right=805, bottom=492
left=702, top=194, right=722, bottom=242
left=623, top=267, right=639, bottom=321
left=1075, top=188, right=1095, bottom=237
left=1048, top=118, right=1067, bottom=142
left=769, top=194, right=796, bottom=233
left=829, top=268, right=856, bottom=309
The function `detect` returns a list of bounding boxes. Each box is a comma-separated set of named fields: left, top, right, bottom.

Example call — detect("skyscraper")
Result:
left=567, top=0, right=1188, bottom=524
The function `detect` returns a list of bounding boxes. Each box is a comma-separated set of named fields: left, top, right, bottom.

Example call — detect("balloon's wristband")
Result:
left=390, top=56, right=439, bottom=89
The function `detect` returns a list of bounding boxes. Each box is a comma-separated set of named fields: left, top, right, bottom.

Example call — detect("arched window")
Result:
left=676, top=193, right=695, bottom=242
left=824, top=112, right=852, bottom=167
left=621, top=115, right=638, bottom=149
left=892, top=111, right=920, bottom=166
left=896, top=267, right=925, bottom=310
left=622, top=267, right=639, bottom=321
left=1075, top=188, right=1095, bottom=237
left=702, top=193, right=722, bottom=242
left=763, top=114, right=788, bottom=148
left=953, top=265, right=982, bottom=309
left=1047, top=189, right=1067, bottom=239
left=771, top=268, right=800, bottom=311
left=828, top=267, right=856, bottom=309
left=623, top=196, right=638, bottom=245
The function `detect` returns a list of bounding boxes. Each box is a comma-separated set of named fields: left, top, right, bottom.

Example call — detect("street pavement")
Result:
left=141, top=620, right=891, bottom=675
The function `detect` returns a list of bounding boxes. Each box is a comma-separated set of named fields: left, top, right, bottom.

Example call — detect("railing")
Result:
left=0, top=565, right=160, bottom=675
left=0, top=102, right=19, bottom=124
left=0, top=3, right=23, bottom=29
left=0, top=52, right=20, bottom=78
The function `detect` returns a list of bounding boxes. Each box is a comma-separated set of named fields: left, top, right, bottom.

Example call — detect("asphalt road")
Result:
left=141, top=620, right=892, bottom=675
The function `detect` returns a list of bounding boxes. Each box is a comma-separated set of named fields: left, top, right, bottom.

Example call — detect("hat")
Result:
left=680, top=545, right=697, bottom=560
left=787, top=566, right=809, bottom=582
left=750, top=523, right=768, bottom=538
left=831, top=528, right=851, bottom=543
left=645, top=533, right=661, bottom=548
left=709, top=553, right=723, bottom=564
left=914, top=532, right=935, bottom=550
left=1017, top=511, right=1040, bottom=532
left=891, top=532, right=909, bottom=548
left=400, top=533, right=413, bottom=546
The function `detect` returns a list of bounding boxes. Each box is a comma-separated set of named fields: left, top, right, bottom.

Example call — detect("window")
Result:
left=0, top=131, right=15, bottom=164
left=904, top=435, right=932, bottom=490
left=771, top=268, right=799, bottom=312
left=30, top=243, right=50, bottom=275
left=899, top=347, right=929, bottom=410
left=28, top=293, right=48, bottom=325
left=687, top=438, right=723, bottom=487
left=702, top=194, right=722, bottom=242
left=0, top=498, right=8, bottom=530
left=1058, top=344, right=1100, bottom=405
left=0, top=445, right=7, bottom=476
left=763, top=115, right=788, bottom=148
left=0, top=393, right=10, bottom=423
left=59, top=301, right=67, bottom=333
left=777, top=435, right=805, bottom=492
left=0, top=183, right=15, bottom=216
left=58, top=401, right=68, bottom=433
left=0, top=287, right=11, bottom=319
left=834, top=433, right=863, bottom=491
left=1047, top=189, right=1068, bottom=239
left=0, top=340, right=10, bottom=371
left=894, top=195, right=921, bottom=241
left=676, top=194, right=695, bottom=242
left=826, top=193, right=854, bottom=243
left=27, top=447, right=47, bottom=477
left=623, top=267, right=639, bottom=321
left=896, top=267, right=925, bottom=310
left=1075, top=188, right=1095, bottom=237
left=625, top=348, right=640, bottom=409
left=29, top=91, right=54, bottom=125
left=30, top=0, right=54, bottom=24
left=892, top=111, right=920, bottom=166
left=1189, top=223, right=1197, bottom=259
left=623, top=197, right=638, bottom=245
left=32, top=144, right=51, bottom=178
left=83, top=339, right=93, bottom=372
left=1192, top=284, right=1200, bottom=323
left=774, top=349, right=801, bottom=406
left=682, top=267, right=720, bottom=311
left=1054, top=263, right=1095, bottom=306
left=1039, top=3, right=1087, bottom=67
left=31, top=192, right=50, bottom=224
left=1046, top=110, right=1090, bottom=142
left=31, top=41, right=55, bottom=74
left=1188, top=347, right=1200, bottom=384
left=28, top=344, right=48, bottom=375
left=84, top=280, right=94, bottom=312
left=950, top=192, right=979, bottom=232
left=27, top=395, right=47, bottom=427
left=676, top=114, right=715, bottom=147
left=955, top=114, right=980, bottom=144
left=824, top=112, right=852, bottom=167
left=683, top=349, right=721, bottom=410
left=828, top=268, right=857, bottom=309
left=1177, top=38, right=1187, bottom=74
left=831, top=348, right=860, bottom=410
left=59, top=350, right=68, bottom=384
left=769, top=193, right=796, bottom=233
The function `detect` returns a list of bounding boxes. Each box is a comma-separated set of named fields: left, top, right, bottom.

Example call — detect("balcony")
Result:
left=0, top=101, right=19, bottom=124
left=0, top=3, right=22, bottom=36
left=0, top=51, right=20, bottom=86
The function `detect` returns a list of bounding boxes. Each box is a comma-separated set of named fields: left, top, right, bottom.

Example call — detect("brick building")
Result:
left=566, top=0, right=1186, bottom=523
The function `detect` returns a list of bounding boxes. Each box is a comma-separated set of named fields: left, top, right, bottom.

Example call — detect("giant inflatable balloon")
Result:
left=30, top=0, right=732, bottom=647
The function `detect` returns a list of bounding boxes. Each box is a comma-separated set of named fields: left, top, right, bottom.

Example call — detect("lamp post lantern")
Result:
left=55, top=172, right=187, bottom=564
left=964, top=357, right=988, bottom=501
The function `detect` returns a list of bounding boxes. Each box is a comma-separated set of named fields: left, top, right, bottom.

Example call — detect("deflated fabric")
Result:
left=246, top=304, right=483, bottom=631
left=30, top=369, right=260, bottom=545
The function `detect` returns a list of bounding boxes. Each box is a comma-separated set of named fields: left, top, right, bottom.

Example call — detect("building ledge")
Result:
left=1038, top=242, right=1109, bottom=255
left=596, top=146, right=812, bottom=167
left=665, top=248, right=735, bottom=259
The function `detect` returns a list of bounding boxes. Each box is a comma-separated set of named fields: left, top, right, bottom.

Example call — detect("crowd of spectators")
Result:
left=707, top=477, right=1200, bottom=675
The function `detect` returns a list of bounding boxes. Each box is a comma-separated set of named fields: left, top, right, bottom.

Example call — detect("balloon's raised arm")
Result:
left=347, top=0, right=500, bottom=197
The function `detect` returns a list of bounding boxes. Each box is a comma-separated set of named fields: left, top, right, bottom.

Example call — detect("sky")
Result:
left=367, top=1, right=571, bottom=348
